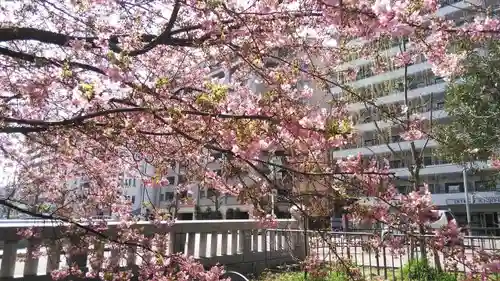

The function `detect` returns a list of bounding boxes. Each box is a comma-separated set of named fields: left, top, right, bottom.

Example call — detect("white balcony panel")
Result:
left=225, top=196, right=244, bottom=206
left=355, top=109, right=448, bottom=132
left=197, top=197, right=222, bottom=206
left=390, top=161, right=493, bottom=178
left=330, top=62, right=432, bottom=94
left=336, top=45, right=402, bottom=72
left=358, top=191, right=500, bottom=207
left=436, top=0, right=477, bottom=17
left=332, top=139, right=438, bottom=158
left=433, top=191, right=500, bottom=206
left=347, top=83, right=447, bottom=112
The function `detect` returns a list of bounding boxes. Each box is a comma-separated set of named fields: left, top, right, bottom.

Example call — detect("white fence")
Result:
left=0, top=219, right=305, bottom=280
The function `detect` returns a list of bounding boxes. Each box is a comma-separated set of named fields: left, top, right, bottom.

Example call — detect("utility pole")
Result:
left=269, top=153, right=282, bottom=217
left=271, top=189, right=277, bottom=217
left=463, top=166, right=472, bottom=231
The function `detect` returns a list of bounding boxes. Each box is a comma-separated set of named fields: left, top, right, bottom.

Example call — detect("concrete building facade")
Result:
left=328, top=0, right=500, bottom=230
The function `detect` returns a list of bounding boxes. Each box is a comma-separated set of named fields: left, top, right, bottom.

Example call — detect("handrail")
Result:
left=221, top=271, right=250, bottom=281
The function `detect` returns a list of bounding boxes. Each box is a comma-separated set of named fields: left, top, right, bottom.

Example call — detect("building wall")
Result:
left=325, top=0, right=500, bottom=229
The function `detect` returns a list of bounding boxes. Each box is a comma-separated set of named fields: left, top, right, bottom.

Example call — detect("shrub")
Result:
left=402, top=259, right=435, bottom=281
left=402, top=259, right=457, bottom=281
left=434, top=272, right=458, bottom=281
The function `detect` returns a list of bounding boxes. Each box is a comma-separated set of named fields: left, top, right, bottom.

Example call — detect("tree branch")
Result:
left=0, top=106, right=276, bottom=134
left=128, top=0, right=183, bottom=56
left=0, top=27, right=207, bottom=54
left=0, top=47, right=105, bottom=75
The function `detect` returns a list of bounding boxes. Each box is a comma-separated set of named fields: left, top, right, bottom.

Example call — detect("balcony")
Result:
left=359, top=190, right=500, bottom=208
left=354, top=109, right=448, bottom=132
left=332, top=139, right=439, bottom=158
left=437, top=0, right=479, bottom=17
left=331, top=61, right=433, bottom=94
left=347, top=82, right=446, bottom=112
left=432, top=191, right=500, bottom=206
left=390, top=161, right=493, bottom=178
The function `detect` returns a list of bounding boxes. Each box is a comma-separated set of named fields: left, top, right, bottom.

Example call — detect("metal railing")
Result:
left=303, top=230, right=500, bottom=281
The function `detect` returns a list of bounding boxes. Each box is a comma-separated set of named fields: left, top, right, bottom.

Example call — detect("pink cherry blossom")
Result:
left=1, top=0, right=499, bottom=279
left=393, top=51, right=413, bottom=68
left=490, top=157, right=500, bottom=169
left=401, top=116, right=426, bottom=141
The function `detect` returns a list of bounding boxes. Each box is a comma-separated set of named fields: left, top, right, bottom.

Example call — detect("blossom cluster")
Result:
left=1, top=0, right=500, bottom=279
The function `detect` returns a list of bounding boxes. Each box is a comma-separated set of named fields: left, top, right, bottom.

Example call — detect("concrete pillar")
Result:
left=223, top=67, right=231, bottom=84
left=290, top=205, right=308, bottom=260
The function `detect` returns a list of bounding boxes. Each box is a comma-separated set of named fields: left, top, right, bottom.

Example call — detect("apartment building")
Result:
left=121, top=149, right=293, bottom=220
left=327, top=0, right=500, bottom=229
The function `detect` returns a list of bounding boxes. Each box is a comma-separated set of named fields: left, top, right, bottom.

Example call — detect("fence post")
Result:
left=290, top=206, right=307, bottom=260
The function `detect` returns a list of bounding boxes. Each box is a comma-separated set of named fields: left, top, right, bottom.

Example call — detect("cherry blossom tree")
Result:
left=1, top=0, right=500, bottom=280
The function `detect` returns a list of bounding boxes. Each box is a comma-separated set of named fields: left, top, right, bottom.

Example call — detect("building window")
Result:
left=131, top=196, right=135, bottom=204
left=132, top=178, right=136, bottom=186
left=427, top=184, right=435, bottom=193
left=199, top=188, right=206, bottom=198
left=435, top=101, right=445, bottom=110
left=212, top=152, right=224, bottom=160
left=207, top=188, right=218, bottom=198
left=435, top=77, right=445, bottom=83
left=390, top=160, right=404, bottom=168
left=364, top=139, right=374, bottom=146
left=160, top=193, right=165, bottom=201
left=165, top=192, right=174, bottom=201
left=475, top=181, right=497, bottom=192
left=397, top=186, right=409, bottom=194
left=391, top=135, right=401, bottom=142
left=167, top=176, right=175, bottom=185
left=435, top=158, right=450, bottom=165
left=423, top=156, right=433, bottom=166
left=178, top=175, right=187, bottom=184
left=434, top=184, right=446, bottom=194
left=445, top=183, right=464, bottom=193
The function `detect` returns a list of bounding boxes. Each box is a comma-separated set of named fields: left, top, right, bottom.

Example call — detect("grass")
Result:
left=255, top=261, right=466, bottom=281
left=256, top=268, right=400, bottom=281
left=257, top=271, right=350, bottom=281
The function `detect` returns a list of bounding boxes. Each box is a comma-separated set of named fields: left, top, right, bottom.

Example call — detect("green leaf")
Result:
left=436, top=40, right=500, bottom=164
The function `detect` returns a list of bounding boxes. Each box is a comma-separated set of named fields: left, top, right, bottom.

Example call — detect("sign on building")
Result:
left=446, top=197, right=500, bottom=205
